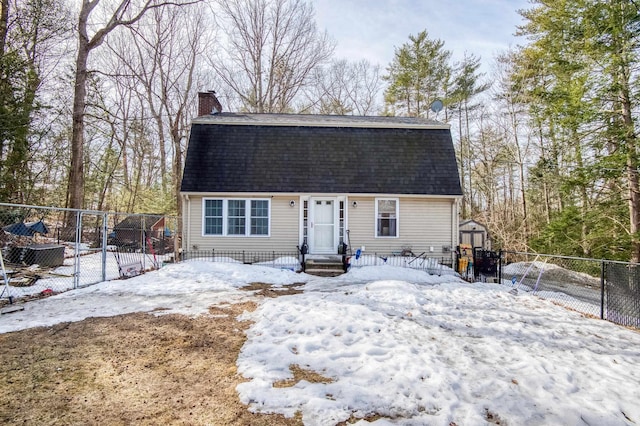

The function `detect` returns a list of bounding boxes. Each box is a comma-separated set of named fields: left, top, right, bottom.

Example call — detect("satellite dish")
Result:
left=430, top=99, right=443, bottom=114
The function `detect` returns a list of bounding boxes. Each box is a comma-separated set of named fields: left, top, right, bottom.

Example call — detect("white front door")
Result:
left=311, top=199, right=335, bottom=254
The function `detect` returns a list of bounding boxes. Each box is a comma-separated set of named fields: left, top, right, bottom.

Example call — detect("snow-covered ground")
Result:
left=1, top=248, right=165, bottom=298
left=1, top=261, right=639, bottom=425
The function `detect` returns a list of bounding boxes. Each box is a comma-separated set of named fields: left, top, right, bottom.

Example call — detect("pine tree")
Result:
left=383, top=30, right=452, bottom=118
left=516, top=0, right=640, bottom=260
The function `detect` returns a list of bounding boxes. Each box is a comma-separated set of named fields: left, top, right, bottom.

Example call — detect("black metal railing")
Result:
left=181, top=250, right=301, bottom=271
left=333, top=252, right=456, bottom=276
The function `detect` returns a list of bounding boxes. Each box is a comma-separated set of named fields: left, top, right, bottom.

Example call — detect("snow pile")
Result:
left=237, top=277, right=640, bottom=425
left=2, top=262, right=639, bottom=425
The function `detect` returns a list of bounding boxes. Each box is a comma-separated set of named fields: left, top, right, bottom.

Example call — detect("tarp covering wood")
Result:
left=2, top=221, right=49, bottom=236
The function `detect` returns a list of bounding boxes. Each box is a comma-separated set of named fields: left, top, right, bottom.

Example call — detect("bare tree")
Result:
left=211, top=0, right=334, bottom=113
left=302, top=59, right=382, bottom=115
left=67, top=0, right=198, bottom=219
left=119, top=3, right=210, bottom=214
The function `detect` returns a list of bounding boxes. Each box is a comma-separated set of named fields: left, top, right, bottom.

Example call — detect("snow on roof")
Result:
left=192, top=112, right=449, bottom=129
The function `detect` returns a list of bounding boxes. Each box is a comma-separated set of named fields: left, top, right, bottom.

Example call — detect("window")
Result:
left=376, top=199, right=398, bottom=237
left=203, top=198, right=270, bottom=236
left=250, top=200, right=269, bottom=235
left=227, top=200, right=246, bottom=235
left=204, top=199, right=223, bottom=235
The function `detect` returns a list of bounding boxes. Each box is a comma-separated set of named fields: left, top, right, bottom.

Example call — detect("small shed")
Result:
left=459, top=219, right=490, bottom=250
left=112, top=215, right=165, bottom=246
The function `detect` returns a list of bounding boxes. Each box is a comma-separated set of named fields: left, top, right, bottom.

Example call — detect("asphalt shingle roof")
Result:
left=180, top=113, right=462, bottom=196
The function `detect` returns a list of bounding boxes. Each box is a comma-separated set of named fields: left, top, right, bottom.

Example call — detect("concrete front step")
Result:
left=304, top=268, right=344, bottom=277
left=304, top=258, right=345, bottom=277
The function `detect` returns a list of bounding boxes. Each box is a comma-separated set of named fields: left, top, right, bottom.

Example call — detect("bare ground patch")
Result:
left=0, top=301, right=302, bottom=425
left=273, top=364, right=334, bottom=388
left=242, top=282, right=305, bottom=297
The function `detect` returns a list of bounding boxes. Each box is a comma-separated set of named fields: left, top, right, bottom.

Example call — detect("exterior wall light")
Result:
left=290, top=200, right=296, bottom=207
left=352, top=201, right=357, bottom=208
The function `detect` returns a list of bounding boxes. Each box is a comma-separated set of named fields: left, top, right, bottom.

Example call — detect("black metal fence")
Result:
left=500, top=251, right=640, bottom=329
left=181, top=250, right=301, bottom=271
left=347, top=252, right=456, bottom=276
left=602, top=261, right=640, bottom=328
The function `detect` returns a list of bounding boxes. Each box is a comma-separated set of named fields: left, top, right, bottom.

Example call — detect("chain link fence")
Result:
left=2, top=202, right=638, bottom=329
left=500, top=251, right=640, bottom=328
left=0, top=203, right=178, bottom=305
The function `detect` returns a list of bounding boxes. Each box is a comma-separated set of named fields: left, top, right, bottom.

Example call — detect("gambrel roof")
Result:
left=180, top=113, right=462, bottom=196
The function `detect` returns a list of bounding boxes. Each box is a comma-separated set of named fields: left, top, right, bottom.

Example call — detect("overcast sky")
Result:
left=313, top=0, right=531, bottom=72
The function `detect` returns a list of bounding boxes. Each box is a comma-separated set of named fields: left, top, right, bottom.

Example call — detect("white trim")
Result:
left=375, top=198, right=399, bottom=238
left=192, top=115, right=450, bottom=130
left=299, top=195, right=309, bottom=247
left=184, top=194, right=191, bottom=250
left=181, top=191, right=462, bottom=199
left=452, top=200, right=459, bottom=248
left=202, top=197, right=271, bottom=237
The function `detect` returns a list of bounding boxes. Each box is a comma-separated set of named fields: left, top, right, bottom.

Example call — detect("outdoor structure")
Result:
left=459, top=219, right=491, bottom=250
left=180, top=101, right=463, bottom=259
left=111, top=214, right=165, bottom=247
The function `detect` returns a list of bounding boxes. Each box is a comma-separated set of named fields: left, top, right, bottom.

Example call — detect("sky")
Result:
left=2, top=258, right=640, bottom=425
left=313, top=0, right=531, bottom=72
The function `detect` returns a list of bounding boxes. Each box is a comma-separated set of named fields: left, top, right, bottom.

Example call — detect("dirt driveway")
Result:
left=0, top=287, right=305, bottom=425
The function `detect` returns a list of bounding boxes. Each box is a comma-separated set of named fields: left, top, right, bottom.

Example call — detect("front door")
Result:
left=312, top=199, right=335, bottom=254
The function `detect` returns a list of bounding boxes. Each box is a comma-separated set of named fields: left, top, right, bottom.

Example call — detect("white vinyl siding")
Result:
left=187, top=196, right=299, bottom=251
left=184, top=194, right=457, bottom=256
left=347, top=196, right=456, bottom=255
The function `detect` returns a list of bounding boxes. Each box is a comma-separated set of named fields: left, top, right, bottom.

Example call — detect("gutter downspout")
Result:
left=184, top=194, right=190, bottom=255
left=452, top=199, right=459, bottom=263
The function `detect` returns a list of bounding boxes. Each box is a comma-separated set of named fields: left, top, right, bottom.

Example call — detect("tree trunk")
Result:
left=621, top=81, right=640, bottom=262
left=457, top=105, right=466, bottom=219
left=0, top=0, right=8, bottom=56
left=67, top=0, right=100, bottom=220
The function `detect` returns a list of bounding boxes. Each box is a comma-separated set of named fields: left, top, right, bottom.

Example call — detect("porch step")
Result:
left=304, top=258, right=345, bottom=277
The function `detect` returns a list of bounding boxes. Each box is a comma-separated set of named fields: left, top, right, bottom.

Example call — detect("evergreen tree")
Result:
left=383, top=30, right=452, bottom=118
left=450, top=53, right=490, bottom=218
left=0, top=0, right=70, bottom=203
left=516, top=0, right=640, bottom=260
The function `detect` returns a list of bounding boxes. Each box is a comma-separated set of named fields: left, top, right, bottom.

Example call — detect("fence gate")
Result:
left=604, top=262, right=640, bottom=328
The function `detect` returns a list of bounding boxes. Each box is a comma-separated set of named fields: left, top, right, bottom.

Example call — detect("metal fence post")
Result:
left=600, top=260, right=606, bottom=320
left=101, top=213, right=108, bottom=282
left=141, top=216, right=146, bottom=271
left=74, top=211, right=82, bottom=289
left=498, top=249, right=503, bottom=284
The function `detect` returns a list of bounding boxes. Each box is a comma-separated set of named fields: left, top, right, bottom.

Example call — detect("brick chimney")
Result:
left=198, top=91, right=223, bottom=116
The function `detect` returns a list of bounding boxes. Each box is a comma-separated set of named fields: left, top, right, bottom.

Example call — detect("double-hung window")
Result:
left=203, top=198, right=270, bottom=236
left=376, top=198, right=398, bottom=237
left=204, top=199, right=223, bottom=235
left=250, top=200, right=269, bottom=235
left=227, top=200, right=246, bottom=235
